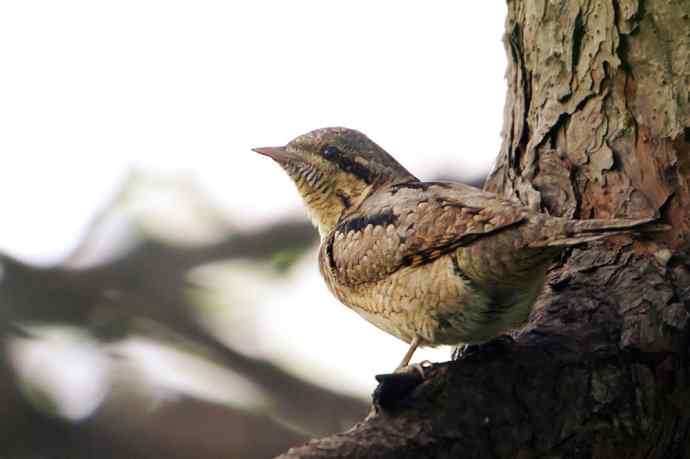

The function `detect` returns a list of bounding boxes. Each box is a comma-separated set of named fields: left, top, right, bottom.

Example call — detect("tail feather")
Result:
left=528, top=217, right=669, bottom=248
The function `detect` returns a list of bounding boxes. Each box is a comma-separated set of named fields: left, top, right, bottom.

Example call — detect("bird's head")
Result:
left=253, top=127, right=416, bottom=237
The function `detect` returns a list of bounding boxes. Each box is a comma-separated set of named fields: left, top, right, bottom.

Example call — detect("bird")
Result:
left=253, top=127, right=664, bottom=373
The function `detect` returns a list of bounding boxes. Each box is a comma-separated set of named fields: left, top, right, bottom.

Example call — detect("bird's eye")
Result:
left=321, top=145, right=341, bottom=159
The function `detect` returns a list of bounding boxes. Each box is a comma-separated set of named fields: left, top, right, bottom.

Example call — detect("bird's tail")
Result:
left=527, top=216, right=669, bottom=248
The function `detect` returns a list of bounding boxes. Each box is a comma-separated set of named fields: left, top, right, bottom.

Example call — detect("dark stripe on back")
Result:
left=329, top=155, right=374, bottom=184
left=390, top=181, right=452, bottom=193
left=340, top=211, right=398, bottom=234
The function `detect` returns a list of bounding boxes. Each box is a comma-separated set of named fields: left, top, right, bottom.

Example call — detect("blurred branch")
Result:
left=0, top=172, right=488, bottom=456
left=0, top=180, right=372, bottom=458
left=0, top=352, right=308, bottom=459
left=0, top=218, right=367, bottom=434
left=62, top=174, right=130, bottom=268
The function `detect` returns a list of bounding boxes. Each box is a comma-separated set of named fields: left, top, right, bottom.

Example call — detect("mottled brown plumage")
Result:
left=254, top=127, right=663, bottom=369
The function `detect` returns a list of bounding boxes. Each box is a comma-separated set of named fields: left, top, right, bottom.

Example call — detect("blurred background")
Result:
left=0, top=2, right=506, bottom=458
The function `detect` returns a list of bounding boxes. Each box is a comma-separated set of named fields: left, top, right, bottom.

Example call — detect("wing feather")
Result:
left=326, top=181, right=528, bottom=286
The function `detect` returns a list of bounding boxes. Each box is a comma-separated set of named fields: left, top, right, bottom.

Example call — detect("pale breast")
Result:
left=319, top=244, right=547, bottom=346
left=320, top=252, right=490, bottom=345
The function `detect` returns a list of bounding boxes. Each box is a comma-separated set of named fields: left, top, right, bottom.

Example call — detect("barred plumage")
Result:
left=254, top=127, right=666, bottom=370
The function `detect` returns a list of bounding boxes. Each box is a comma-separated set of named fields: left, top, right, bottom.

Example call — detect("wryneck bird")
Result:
left=254, top=127, right=664, bottom=372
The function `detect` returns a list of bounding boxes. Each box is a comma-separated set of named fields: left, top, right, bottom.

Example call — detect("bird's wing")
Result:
left=324, top=181, right=529, bottom=286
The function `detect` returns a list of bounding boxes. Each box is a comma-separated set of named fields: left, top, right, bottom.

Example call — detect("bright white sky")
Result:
left=0, top=1, right=506, bottom=265
left=1, top=1, right=509, bottom=410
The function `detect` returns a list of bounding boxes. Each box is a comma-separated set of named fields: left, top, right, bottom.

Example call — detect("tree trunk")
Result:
left=277, top=0, right=690, bottom=457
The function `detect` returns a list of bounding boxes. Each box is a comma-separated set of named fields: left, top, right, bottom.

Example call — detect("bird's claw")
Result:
left=394, top=360, right=433, bottom=378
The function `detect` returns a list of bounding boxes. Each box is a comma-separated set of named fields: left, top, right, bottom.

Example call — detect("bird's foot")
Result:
left=373, top=361, right=433, bottom=410
left=452, top=335, right=515, bottom=360
left=395, top=360, right=432, bottom=378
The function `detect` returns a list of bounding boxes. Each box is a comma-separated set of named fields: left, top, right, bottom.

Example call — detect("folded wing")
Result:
left=325, top=181, right=529, bottom=287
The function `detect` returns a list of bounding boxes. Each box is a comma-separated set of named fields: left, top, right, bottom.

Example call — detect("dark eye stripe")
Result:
left=333, top=156, right=373, bottom=184
left=320, top=145, right=373, bottom=184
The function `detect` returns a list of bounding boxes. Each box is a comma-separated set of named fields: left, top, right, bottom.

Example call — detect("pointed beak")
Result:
left=251, top=146, right=293, bottom=162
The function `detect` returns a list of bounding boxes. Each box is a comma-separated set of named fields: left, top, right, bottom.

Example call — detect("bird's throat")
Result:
left=303, top=192, right=345, bottom=238
left=287, top=164, right=370, bottom=238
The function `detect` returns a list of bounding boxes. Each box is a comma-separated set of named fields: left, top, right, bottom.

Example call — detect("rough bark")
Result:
left=277, top=0, right=690, bottom=457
